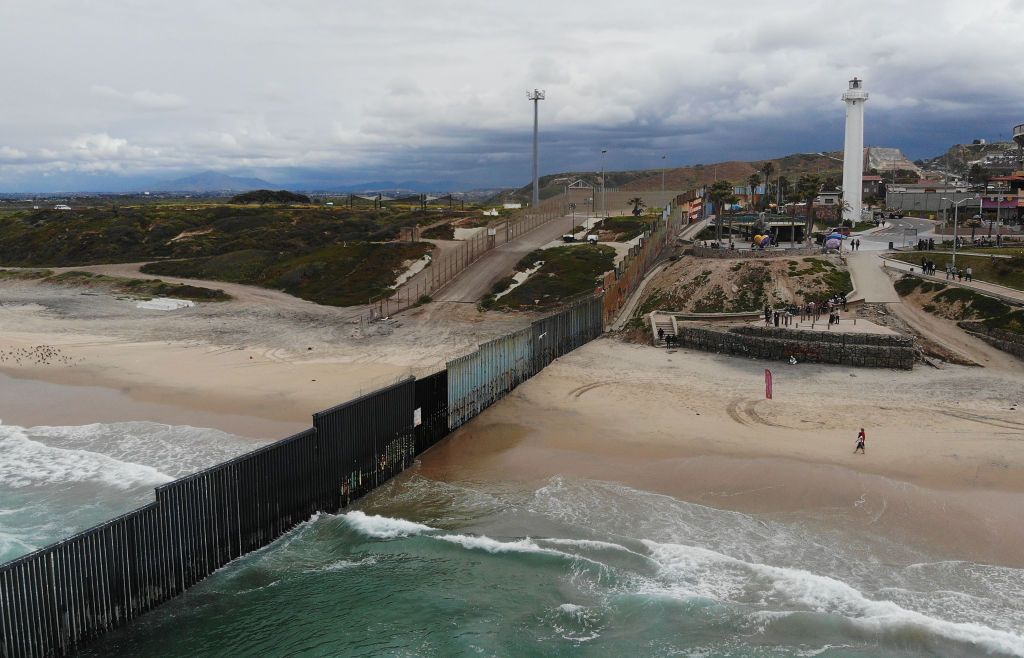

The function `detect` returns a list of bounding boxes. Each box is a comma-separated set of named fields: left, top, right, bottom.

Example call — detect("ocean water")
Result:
left=0, top=420, right=262, bottom=563
left=69, top=474, right=1023, bottom=657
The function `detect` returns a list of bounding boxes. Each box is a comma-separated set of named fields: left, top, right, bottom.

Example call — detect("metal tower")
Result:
left=527, top=89, right=545, bottom=207
left=841, top=77, right=869, bottom=222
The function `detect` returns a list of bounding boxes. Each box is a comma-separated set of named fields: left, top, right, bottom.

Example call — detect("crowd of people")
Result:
left=763, top=294, right=848, bottom=329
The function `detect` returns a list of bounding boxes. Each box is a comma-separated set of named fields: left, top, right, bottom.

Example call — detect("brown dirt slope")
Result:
left=622, top=152, right=844, bottom=191
left=635, top=255, right=852, bottom=314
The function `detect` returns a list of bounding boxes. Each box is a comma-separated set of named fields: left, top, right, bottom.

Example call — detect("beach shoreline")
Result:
left=3, top=279, right=1023, bottom=569
left=415, top=339, right=1024, bottom=567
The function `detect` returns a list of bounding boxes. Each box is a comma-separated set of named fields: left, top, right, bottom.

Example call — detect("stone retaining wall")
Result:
left=676, top=325, right=916, bottom=369
left=691, top=246, right=821, bottom=259
left=958, top=321, right=1024, bottom=359
left=731, top=325, right=915, bottom=348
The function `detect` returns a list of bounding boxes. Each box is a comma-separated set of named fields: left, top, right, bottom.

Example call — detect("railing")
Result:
left=0, top=296, right=605, bottom=657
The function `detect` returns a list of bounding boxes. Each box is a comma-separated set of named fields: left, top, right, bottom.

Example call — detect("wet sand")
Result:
left=0, top=372, right=302, bottom=440
left=0, top=330, right=415, bottom=437
left=417, top=339, right=1024, bottom=567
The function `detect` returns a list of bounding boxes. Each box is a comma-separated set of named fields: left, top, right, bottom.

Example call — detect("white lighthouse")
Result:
left=841, top=77, right=869, bottom=222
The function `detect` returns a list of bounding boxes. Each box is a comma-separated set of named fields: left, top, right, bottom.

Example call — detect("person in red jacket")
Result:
left=854, top=428, right=866, bottom=454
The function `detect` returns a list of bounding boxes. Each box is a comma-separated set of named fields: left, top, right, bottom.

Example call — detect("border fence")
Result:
left=0, top=295, right=604, bottom=658
left=368, top=192, right=574, bottom=319
left=601, top=193, right=695, bottom=324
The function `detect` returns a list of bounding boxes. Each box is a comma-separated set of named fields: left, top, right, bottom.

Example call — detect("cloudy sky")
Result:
left=1, top=0, right=1022, bottom=191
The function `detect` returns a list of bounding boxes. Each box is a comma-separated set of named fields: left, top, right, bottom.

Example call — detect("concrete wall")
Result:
left=958, top=321, right=1024, bottom=359
left=551, top=189, right=692, bottom=216
left=886, top=191, right=981, bottom=214
left=676, top=325, right=916, bottom=369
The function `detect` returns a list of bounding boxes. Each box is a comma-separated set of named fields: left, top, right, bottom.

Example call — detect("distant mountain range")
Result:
left=146, top=171, right=468, bottom=195
left=150, top=171, right=277, bottom=192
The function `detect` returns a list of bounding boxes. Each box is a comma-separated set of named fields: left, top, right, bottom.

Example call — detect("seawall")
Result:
left=676, top=324, right=916, bottom=369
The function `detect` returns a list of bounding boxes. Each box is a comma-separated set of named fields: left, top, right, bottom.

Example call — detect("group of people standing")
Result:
left=919, top=257, right=973, bottom=281
left=848, top=238, right=862, bottom=251
left=763, top=294, right=848, bottom=329
left=763, top=304, right=797, bottom=327
left=798, top=295, right=848, bottom=325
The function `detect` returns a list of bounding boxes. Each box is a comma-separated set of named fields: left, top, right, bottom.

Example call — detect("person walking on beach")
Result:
left=854, top=428, right=866, bottom=454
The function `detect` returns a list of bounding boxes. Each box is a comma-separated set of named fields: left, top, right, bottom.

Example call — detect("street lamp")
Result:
left=600, top=149, right=608, bottom=218
left=941, top=195, right=979, bottom=269
left=661, top=154, right=667, bottom=192
left=569, top=202, right=576, bottom=234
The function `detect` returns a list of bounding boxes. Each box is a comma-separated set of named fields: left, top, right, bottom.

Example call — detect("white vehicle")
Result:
left=586, top=234, right=599, bottom=244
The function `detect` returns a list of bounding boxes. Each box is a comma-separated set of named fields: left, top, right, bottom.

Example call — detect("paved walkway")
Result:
left=747, top=316, right=895, bottom=335
left=845, top=253, right=901, bottom=303
left=881, top=258, right=1024, bottom=305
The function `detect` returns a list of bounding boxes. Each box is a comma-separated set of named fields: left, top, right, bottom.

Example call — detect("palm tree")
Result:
left=747, top=173, right=761, bottom=211
left=777, top=175, right=791, bottom=203
left=760, top=162, right=775, bottom=210
left=708, top=180, right=735, bottom=244
left=628, top=197, right=645, bottom=216
left=796, top=174, right=822, bottom=245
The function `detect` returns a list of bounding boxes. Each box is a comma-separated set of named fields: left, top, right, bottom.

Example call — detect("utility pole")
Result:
left=527, top=89, right=545, bottom=208
left=600, top=148, right=608, bottom=218
left=661, top=154, right=667, bottom=192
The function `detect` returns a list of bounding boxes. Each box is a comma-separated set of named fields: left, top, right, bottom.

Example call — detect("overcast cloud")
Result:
left=1, top=0, right=1022, bottom=191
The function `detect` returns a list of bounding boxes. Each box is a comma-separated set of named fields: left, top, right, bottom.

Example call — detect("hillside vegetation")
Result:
left=229, top=190, right=312, bottom=204
left=484, top=245, right=614, bottom=310
left=637, top=256, right=852, bottom=314
left=0, top=268, right=230, bottom=301
left=0, top=204, right=451, bottom=306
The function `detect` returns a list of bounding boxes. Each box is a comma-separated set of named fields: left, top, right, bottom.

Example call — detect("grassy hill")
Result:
left=0, top=204, right=451, bottom=306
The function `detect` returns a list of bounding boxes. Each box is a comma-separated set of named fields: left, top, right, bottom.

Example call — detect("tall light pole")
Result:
left=527, top=89, right=545, bottom=208
left=601, top=148, right=608, bottom=218
left=661, top=154, right=667, bottom=192
left=942, top=195, right=978, bottom=269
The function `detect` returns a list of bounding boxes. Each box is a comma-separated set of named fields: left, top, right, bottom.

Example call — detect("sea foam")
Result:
left=0, top=424, right=172, bottom=490
left=643, top=540, right=1024, bottom=657
left=341, top=511, right=434, bottom=539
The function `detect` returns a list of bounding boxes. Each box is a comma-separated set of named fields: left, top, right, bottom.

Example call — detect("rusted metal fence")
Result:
left=601, top=193, right=696, bottom=324
left=0, top=297, right=601, bottom=657
left=447, top=294, right=604, bottom=429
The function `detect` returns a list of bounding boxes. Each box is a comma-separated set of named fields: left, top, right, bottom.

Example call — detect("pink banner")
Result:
left=765, top=369, right=773, bottom=400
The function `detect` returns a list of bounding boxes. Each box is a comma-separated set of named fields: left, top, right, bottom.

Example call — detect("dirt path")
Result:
left=890, top=291, right=1024, bottom=372
left=846, top=253, right=900, bottom=303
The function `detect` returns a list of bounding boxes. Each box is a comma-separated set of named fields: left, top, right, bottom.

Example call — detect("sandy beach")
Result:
left=417, top=339, right=1024, bottom=567
left=3, top=275, right=1024, bottom=567
left=0, top=276, right=528, bottom=437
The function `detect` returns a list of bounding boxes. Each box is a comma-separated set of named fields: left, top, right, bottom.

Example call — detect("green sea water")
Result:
left=79, top=475, right=1024, bottom=657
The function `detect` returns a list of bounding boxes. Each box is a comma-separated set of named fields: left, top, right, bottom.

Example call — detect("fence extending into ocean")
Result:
left=0, top=295, right=605, bottom=658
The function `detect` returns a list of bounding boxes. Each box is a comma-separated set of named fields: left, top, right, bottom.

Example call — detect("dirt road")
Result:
left=434, top=213, right=579, bottom=303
